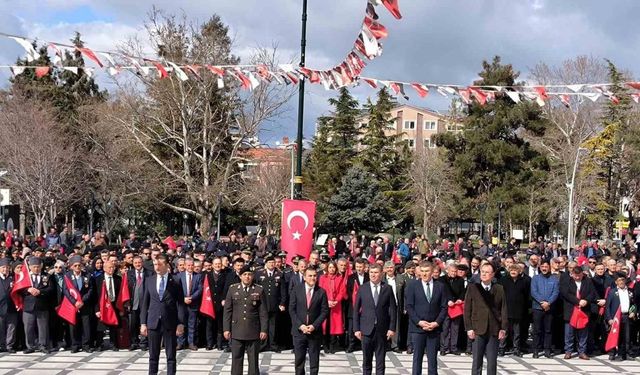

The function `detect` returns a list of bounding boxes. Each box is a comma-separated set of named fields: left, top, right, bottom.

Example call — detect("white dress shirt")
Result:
left=422, top=280, right=433, bottom=299
left=387, top=277, right=397, bottom=302
left=370, top=282, right=381, bottom=300
left=156, top=273, right=167, bottom=295
left=481, top=282, right=491, bottom=291
left=619, top=288, right=630, bottom=313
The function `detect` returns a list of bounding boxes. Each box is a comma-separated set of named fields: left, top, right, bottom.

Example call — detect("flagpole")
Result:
left=293, top=0, right=308, bottom=200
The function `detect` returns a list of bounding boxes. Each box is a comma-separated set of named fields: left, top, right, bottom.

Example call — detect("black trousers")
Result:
left=148, top=319, right=177, bottom=375
left=440, top=316, right=460, bottom=352
left=610, top=314, right=631, bottom=357
left=129, top=309, right=148, bottom=348
left=532, top=309, right=553, bottom=352
left=499, top=319, right=520, bottom=351
left=293, top=334, right=321, bottom=375
left=362, top=327, right=387, bottom=375
left=262, top=311, right=277, bottom=350
left=231, top=338, right=260, bottom=375
left=70, top=313, right=91, bottom=349
left=411, top=332, right=439, bottom=375
left=471, top=333, right=498, bottom=375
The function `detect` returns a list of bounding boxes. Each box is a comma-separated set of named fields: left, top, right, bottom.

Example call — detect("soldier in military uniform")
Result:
left=255, top=254, right=286, bottom=352
left=223, top=265, right=268, bottom=375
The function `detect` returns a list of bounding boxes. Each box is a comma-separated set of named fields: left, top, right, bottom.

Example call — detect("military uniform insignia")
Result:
left=42, top=275, right=49, bottom=286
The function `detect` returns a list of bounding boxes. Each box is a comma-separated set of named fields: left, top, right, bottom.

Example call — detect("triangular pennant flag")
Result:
left=366, top=2, right=380, bottom=20
left=279, top=64, right=296, bottom=73
left=123, top=56, right=147, bottom=76
left=626, top=82, right=640, bottom=90
left=397, top=82, right=409, bottom=100
left=609, top=95, right=620, bottom=105
left=505, top=91, right=521, bottom=103
left=184, top=65, right=203, bottom=80
left=411, top=83, right=429, bottom=98
left=583, top=93, right=601, bottom=102
left=257, top=65, right=272, bottom=81
left=360, top=27, right=380, bottom=58
left=559, top=94, right=571, bottom=108
left=206, top=65, right=225, bottom=76
left=632, top=93, right=640, bottom=104
left=108, top=67, right=120, bottom=76
left=285, top=72, right=300, bottom=85
left=457, top=88, right=471, bottom=104
left=63, top=66, right=78, bottom=75
left=567, top=84, right=584, bottom=92
left=436, top=86, right=450, bottom=97
left=167, top=62, right=189, bottom=81
left=217, top=76, right=225, bottom=89
left=319, top=72, right=334, bottom=90
left=534, top=86, right=549, bottom=100
left=381, top=0, right=402, bottom=19
left=233, top=68, right=252, bottom=89
left=363, top=78, right=378, bottom=88
left=469, top=87, right=488, bottom=106
left=10, top=66, right=26, bottom=76
left=99, top=52, right=118, bottom=67
left=76, top=47, right=104, bottom=67
left=82, top=67, right=95, bottom=78
left=49, top=43, right=64, bottom=66
left=364, top=16, right=388, bottom=39
left=144, top=59, right=168, bottom=79
left=330, top=69, right=345, bottom=88
left=247, top=72, right=261, bottom=90
left=35, top=66, right=50, bottom=78
left=9, top=36, right=40, bottom=62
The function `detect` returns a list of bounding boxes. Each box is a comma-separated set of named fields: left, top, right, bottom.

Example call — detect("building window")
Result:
left=424, top=120, right=437, bottom=130
left=407, top=139, right=415, bottom=148
left=424, top=139, right=436, bottom=148
left=404, top=120, right=416, bottom=130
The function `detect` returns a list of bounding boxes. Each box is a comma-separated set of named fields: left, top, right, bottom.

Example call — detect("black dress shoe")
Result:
left=544, top=351, right=553, bottom=358
left=176, top=344, right=184, bottom=351
left=83, top=346, right=94, bottom=353
left=7, top=349, right=16, bottom=354
left=23, top=348, right=35, bottom=354
left=440, top=350, right=447, bottom=356
left=346, top=347, right=354, bottom=353
left=533, top=351, right=539, bottom=358
left=206, top=346, right=213, bottom=351
left=40, top=347, right=50, bottom=354
left=609, top=354, right=616, bottom=360
left=70, top=348, right=79, bottom=354
left=140, top=346, right=148, bottom=351
left=407, top=348, right=413, bottom=354
left=129, top=345, right=138, bottom=351
left=393, top=348, right=403, bottom=353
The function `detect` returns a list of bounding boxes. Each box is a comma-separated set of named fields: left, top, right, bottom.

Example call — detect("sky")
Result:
left=0, top=0, right=639, bottom=144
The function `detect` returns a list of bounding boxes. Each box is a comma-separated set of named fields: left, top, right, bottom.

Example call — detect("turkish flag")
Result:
left=605, top=307, right=622, bottom=352
left=599, top=287, right=611, bottom=316
left=10, top=260, right=32, bottom=311
left=448, top=302, right=465, bottom=319
left=569, top=306, right=589, bottom=329
left=199, top=275, right=215, bottom=319
left=116, top=272, right=130, bottom=312
left=281, top=199, right=316, bottom=265
left=99, top=283, right=118, bottom=326
left=56, top=276, right=78, bottom=325
left=391, top=249, right=401, bottom=265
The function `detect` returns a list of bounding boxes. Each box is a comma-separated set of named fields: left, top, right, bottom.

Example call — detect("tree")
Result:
left=358, top=88, right=411, bottom=224
left=582, top=60, right=635, bottom=238
left=110, top=11, right=292, bottom=235
left=237, top=159, right=291, bottom=234
left=408, top=148, right=460, bottom=235
left=0, top=95, right=82, bottom=234
left=324, top=165, right=388, bottom=233
left=434, top=56, right=549, bottom=235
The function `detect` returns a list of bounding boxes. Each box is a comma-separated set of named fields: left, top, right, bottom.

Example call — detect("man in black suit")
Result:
left=289, top=267, right=329, bottom=375
left=126, top=255, right=149, bottom=350
left=204, top=256, right=227, bottom=350
left=255, top=254, right=286, bottom=352
left=64, top=255, right=94, bottom=353
left=22, top=257, right=55, bottom=354
left=0, top=258, right=18, bottom=353
left=140, top=254, right=185, bottom=375
left=346, top=258, right=369, bottom=352
left=559, top=266, right=596, bottom=360
left=94, top=260, right=122, bottom=351
left=354, top=263, right=397, bottom=375
left=405, top=261, right=447, bottom=375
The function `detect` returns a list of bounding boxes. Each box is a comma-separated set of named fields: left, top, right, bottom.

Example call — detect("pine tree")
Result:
left=304, top=88, right=360, bottom=224
left=434, top=56, right=548, bottom=232
left=358, top=88, right=411, bottom=225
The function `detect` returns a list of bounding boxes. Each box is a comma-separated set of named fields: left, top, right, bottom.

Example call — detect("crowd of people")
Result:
left=0, top=227, right=638, bottom=375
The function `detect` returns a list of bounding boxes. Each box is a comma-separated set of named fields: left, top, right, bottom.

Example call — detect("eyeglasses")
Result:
left=588, top=261, right=596, bottom=264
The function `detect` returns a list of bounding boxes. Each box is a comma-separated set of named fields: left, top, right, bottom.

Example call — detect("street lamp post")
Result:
left=566, top=148, right=587, bottom=250
left=293, top=0, right=308, bottom=200
left=497, top=202, right=504, bottom=244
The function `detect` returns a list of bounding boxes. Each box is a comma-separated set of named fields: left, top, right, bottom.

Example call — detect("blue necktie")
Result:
left=159, top=276, right=166, bottom=299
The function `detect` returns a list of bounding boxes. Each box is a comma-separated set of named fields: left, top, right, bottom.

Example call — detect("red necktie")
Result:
left=136, top=272, right=142, bottom=285
left=306, top=288, right=312, bottom=307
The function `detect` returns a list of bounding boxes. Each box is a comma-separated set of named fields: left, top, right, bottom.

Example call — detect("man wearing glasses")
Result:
left=64, top=255, right=94, bottom=353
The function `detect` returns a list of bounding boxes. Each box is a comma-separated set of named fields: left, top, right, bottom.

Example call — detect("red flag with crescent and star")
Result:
left=281, top=199, right=316, bottom=265
left=605, top=306, right=622, bottom=352
left=99, top=282, right=118, bottom=326
left=199, top=275, right=215, bottom=319
left=57, top=276, right=79, bottom=325
left=10, top=260, right=32, bottom=311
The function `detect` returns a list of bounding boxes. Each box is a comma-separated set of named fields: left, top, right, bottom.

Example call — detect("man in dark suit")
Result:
left=255, top=254, right=286, bottom=352
left=463, top=263, right=508, bottom=375
left=64, top=255, right=94, bottom=353
left=140, top=254, right=185, bottom=375
left=0, top=258, right=18, bottom=353
left=126, top=255, right=149, bottom=350
left=177, top=258, right=202, bottom=350
left=223, top=265, right=268, bottom=375
left=93, top=260, right=122, bottom=351
left=383, top=261, right=405, bottom=353
left=559, top=266, right=596, bottom=360
left=605, top=272, right=634, bottom=361
left=354, top=263, right=397, bottom=375
left=346, top=258, right=369, bottom=352
left=288, top=258, right=307, bottom=293
left=222, top=257, right=244, bottom=300
left=405, top=261, right=447, bottom=375
left=22, top=257, right=55, bottom=353
left=289, top=267, right=329, bottom=375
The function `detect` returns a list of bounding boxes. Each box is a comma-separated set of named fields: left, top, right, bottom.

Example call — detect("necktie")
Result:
left=425, top=282, right=431, bottom=302
left=31, top=274, right=37, bottom=285
left=159, top=276, right=166, bottom=299
left=306, top=288, right=312, bottom=307
left=186, top=273, right=191, bottom=297
left=373, top=284, right=379, bottom=306
left=107, top=277, right=114, bottom=301
left=245, top=286, right=249, bottom=293
left=76, top=275, right=82, bottom=290
left=485, top=286, right=490, bottom=292
left=136, top=272, right=142, bottom=285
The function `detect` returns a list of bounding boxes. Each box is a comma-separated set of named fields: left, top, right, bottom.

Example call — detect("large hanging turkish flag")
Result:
left=281, top=199, right=316, bottom=265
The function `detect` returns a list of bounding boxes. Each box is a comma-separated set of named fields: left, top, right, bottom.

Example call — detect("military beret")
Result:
left=0, top=258, right=9, bottom=267
left=69, top=255, right=83, bottom=265
left=239, top=265, right=253, bottom=275
left=27, top=256, right=42, bottom=266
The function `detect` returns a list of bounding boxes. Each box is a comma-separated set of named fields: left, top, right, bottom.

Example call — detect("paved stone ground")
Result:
left=0, top=349, right=637, bottom=374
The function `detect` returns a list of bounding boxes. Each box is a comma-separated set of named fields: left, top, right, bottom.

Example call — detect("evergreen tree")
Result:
left=304, top=88, right=360, bottom=224
left=434, top=56, right=548, bottom=232
left=358, top=87, right=411, bottom=226
left=325, top=165, right=388, bottom=233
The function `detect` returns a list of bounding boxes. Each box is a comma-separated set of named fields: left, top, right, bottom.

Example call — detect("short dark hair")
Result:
left=232, top=258, right=245, bottom=265
left=155, top=254, right=168, bottom=264
left=304, top=267, right=317, bottom=275
left=481, top=263, right=496, bottom=274
left=369, top=264, right=383, bottom=273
